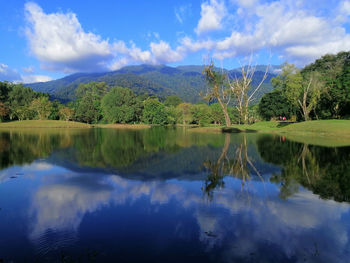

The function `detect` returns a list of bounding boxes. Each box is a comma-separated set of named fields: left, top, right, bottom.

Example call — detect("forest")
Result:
left=0, top=51, right=349, bottom=126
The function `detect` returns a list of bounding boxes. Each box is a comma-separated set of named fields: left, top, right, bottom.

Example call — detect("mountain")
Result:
left=26, top=64, right=279, bottom=103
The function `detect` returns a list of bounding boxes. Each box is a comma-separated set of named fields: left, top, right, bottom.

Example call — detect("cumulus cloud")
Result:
left=25, top=2, right=113, bottom=73
left=195, top=0, right=227, bottom=35
left=21, top=0, right=350, bottom=74
left=210, top=0, right=350, bottom=64
left=150, top=41, right=186, bottom=63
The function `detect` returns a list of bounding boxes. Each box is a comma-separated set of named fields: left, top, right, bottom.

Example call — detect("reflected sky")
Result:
left=0, top=128, right=350, bottom=262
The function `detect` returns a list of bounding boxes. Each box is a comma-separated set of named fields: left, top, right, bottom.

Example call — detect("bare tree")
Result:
left=229, top=56, right=269, bottom=124
left=298, top=72, right=323, bottom=121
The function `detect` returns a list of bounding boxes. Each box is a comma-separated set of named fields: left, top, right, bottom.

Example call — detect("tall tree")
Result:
left=202, top=63, right=231, bottom=127
left=272, top=63, right=323, bottom=121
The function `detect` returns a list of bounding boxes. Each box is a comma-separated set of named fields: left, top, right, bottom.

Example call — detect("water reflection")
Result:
left=202, top=134, right=264, bottom=200
left=0, top=128, right=350, bottom=262
left=257, top=135, right=350, bottom=202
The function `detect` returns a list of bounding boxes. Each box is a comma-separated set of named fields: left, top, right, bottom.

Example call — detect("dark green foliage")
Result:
left=49, top=100, right=61, bottom=120
left=257, top=135, right=350, bottom=202
left=74, top=82, right=108, bottom=123
left=0, top=81, right=11, bottom=102
left=101, top=86, right=142, bottom=123
left=302, top=51, right=350, bottom=118
left=258, top=89, right=295, bottom=120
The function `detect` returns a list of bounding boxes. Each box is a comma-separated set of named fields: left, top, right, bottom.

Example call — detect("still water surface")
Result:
left=0, top=127, right=350, bottom=262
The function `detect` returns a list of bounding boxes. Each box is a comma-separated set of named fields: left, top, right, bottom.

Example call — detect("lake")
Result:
left=0, top=127, right=350, bottom=262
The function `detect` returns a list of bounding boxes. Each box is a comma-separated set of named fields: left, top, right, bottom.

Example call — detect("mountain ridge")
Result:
left=26, top=64, right=280, bottom=103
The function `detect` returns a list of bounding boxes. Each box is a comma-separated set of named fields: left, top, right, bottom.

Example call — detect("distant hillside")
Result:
left=26, top=64, right=279, bottom=103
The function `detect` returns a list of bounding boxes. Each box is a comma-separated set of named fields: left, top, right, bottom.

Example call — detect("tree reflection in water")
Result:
left=257, top=135, right=350, bottom=202
left=203, top=133, right=350, bottom=203
left=202, top=133, right=263, bottom=200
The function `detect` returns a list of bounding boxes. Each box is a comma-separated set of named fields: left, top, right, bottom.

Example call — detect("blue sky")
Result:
left=1, top=0, right=350, bottom=83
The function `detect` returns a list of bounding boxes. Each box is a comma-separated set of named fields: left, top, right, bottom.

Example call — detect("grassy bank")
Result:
left=0, top=120, right=92, bottom=128
left=0, top=120, right=152, bottom=129
left=190, top=120, right=350, bottom=146
left=93, top=123, right=151, bottom=129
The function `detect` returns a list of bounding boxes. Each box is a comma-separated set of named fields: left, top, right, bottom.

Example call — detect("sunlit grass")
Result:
left=0, top=120, right=91, bottom=128
left=190, top=120, right=350, bottom=146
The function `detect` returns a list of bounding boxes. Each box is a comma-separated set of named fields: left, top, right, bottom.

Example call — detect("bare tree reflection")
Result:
left=202, top=134, right=262, bottom=200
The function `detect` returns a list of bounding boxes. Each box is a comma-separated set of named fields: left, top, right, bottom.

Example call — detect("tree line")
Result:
left=1, top=50, right=349, bottom=126
left=258, top=51, right=350, bottom=121
left=0, top=80, right=249, bottom=125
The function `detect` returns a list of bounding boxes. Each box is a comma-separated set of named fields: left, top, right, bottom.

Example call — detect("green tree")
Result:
left=142, top=98, right=168, bottom=125
left=8, top=84, right=37, bottom=120
left=75, top=82, right=108, bottom=123
left=210, top=103, right=225, bottom=125
left=258, top=89, right=295, bottom=120
left=165, top=106, right=177, bottom=125
left=49, top=100, right=61, bottom=120
left=271, top=63, right=323, bottom=121
left=101, top=86, right=142, bottom=123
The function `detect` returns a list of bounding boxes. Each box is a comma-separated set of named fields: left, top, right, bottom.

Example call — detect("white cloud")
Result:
left=150, top=41, right=186, bottom=63
left=25, top=2, right=113, bottom=73
left=206, top=0, right=350, bottom=65
left=195, top=0, right=227, bottom=35
left=0, top=63, right=22, bottom=82
left=21, top=74, right=53, bottom=83
left=20, top=0, right=350, bottom=75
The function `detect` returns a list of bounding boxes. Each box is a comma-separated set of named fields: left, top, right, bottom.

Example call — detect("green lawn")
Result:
left=0, top=120, right=91, bottom=128
left=190, top=120, right=350, bottom=147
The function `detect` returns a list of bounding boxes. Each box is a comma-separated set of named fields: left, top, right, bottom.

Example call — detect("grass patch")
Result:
left=189, top=120, right=350, bottom=146
left=0, top=120, right=91, bottom=128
